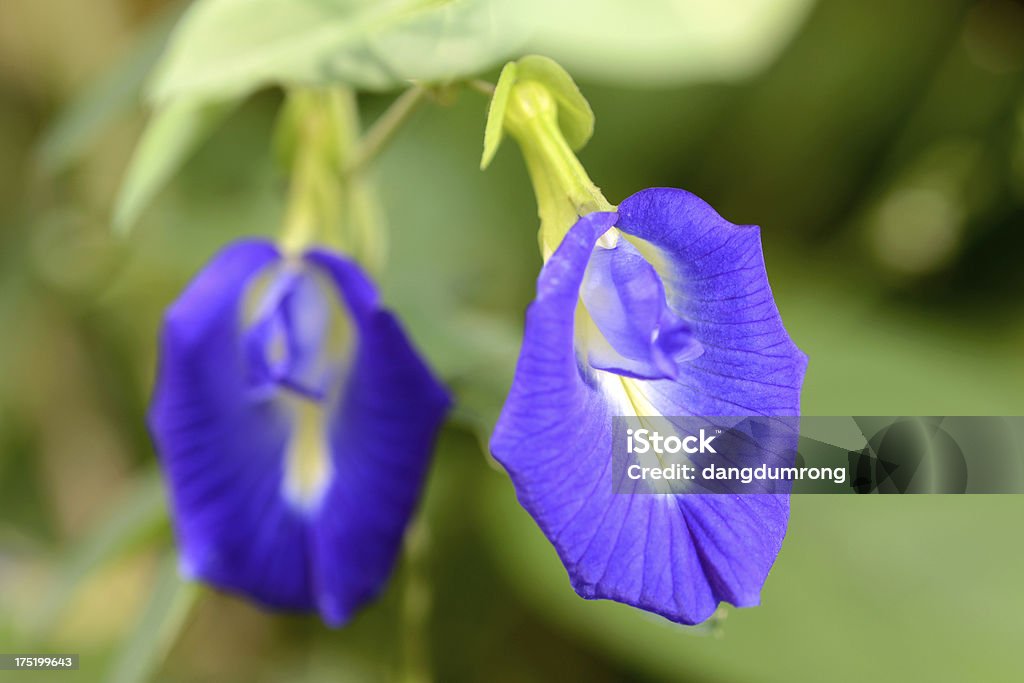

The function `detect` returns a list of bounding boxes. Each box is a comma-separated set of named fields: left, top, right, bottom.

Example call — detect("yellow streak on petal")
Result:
left=282, top=395, right=333, bottom=514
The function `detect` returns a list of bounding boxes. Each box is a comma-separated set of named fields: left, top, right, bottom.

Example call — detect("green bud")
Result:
left=513, top=55, right=594, bottom=151
left=481, top=55, right=612, bottom=258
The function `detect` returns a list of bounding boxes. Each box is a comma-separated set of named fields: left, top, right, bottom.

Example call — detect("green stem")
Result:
left=504, top=81, right=613, bottom=257
left=279, top=88, right=357, bottom=253
left=467, top=79, right=496, bottom=97
left=400, top=518, right=431, bottom=683
left=277, top=84, right=424, bottom=265
left=347, top=86, right=427, bottom=174
left=280, top=137, right=324, bottom=252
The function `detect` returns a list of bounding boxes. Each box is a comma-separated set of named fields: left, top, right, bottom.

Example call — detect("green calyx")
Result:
left=481, top=56, right=614, bottom=258
left=277, top=87, right=386, bottom=272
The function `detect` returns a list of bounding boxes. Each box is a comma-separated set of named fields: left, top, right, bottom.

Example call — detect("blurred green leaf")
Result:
left=113, top=98, right=236, bottom=235
left=519, top=0, right=816, bottom=86
left=107, top=552, right=197, bottom=683
left=150, top=0, right=527, bottom=104
left=31, top=474, right=168, bottom=638
left=480, top=469, right=1024, bottom=683
left=34, top=3, right=185, bottom=175
left=418, top=310, right=520, bottom=442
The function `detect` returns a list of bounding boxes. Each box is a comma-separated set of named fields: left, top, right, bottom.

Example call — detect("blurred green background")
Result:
left=2, top=0, right=1024, bottom=681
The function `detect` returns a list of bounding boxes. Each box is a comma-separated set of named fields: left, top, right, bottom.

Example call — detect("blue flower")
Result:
left=149, top=239, right=450, bottom=626
left=490, top=188, right=807, bottom=625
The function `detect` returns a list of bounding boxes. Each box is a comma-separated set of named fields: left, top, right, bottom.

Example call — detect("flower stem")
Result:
left=277, top=87, right=405, bottom=272
left=504, top=81, right=613, bottom=257
left=400, top=518, right=432, bottom=683
left=279, top=88, right=356, bottom=254
left=346, top=85, right=427, bottom=174
left=466, top=79, right=496, bottom=97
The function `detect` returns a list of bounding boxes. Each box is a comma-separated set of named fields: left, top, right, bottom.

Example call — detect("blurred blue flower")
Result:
left=149, top=239, right=449, bottom=626
left=490, top=188, right=807, bottom=625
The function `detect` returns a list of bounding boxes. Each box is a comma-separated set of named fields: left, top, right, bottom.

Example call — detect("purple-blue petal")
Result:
left=304, top=249, right=451, bottom=625
left=491, top=190, right=806, bottom=625
left=581, top=238, right=702, bottom=379
left=149, top=240, right=313, bottom=610
left=149, top=239, right=449, bottom=626
left=245, top=268, right=331, bottom=401
left=616, top=188, right=807, bottom=416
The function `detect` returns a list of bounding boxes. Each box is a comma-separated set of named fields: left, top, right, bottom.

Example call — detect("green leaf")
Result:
left=480, top=61, right=516, bottom=169
left=515, top=55, right=593, bottom=151
left=30, top=473, right=168, bottom=638
left=422, top=310, right=520, bottom=443
left=517, top=0, right=815, bottom=86
left=34, top=3, right=185, bottom=175
left=481, top=468, right=1024, bottom=681
left=150, top=0, right=527, bottom=104
left=107, top=552, right=198, bottom=683
left=113, top=98, right=236, bottom=235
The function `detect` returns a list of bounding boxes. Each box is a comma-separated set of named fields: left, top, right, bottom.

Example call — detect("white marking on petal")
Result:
left=596, top=225, right=620, bottom=249
left=592, top=370, right=682, bottom=494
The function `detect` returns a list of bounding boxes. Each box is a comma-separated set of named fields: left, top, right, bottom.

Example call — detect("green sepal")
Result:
left=479, top=55, right=609, bottom=257
left=514, top=55, right=594, bottom=151
left=273, top=88, right=353, bottom=176
left=480, top=55, right=595, bottom=170
left=480, top=61, right=517, bottom=170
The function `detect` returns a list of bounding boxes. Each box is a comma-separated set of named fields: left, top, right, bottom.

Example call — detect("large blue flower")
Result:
left=491, top=188, right=807, bottom=625
left=149, top=239, right=449, bottom=626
